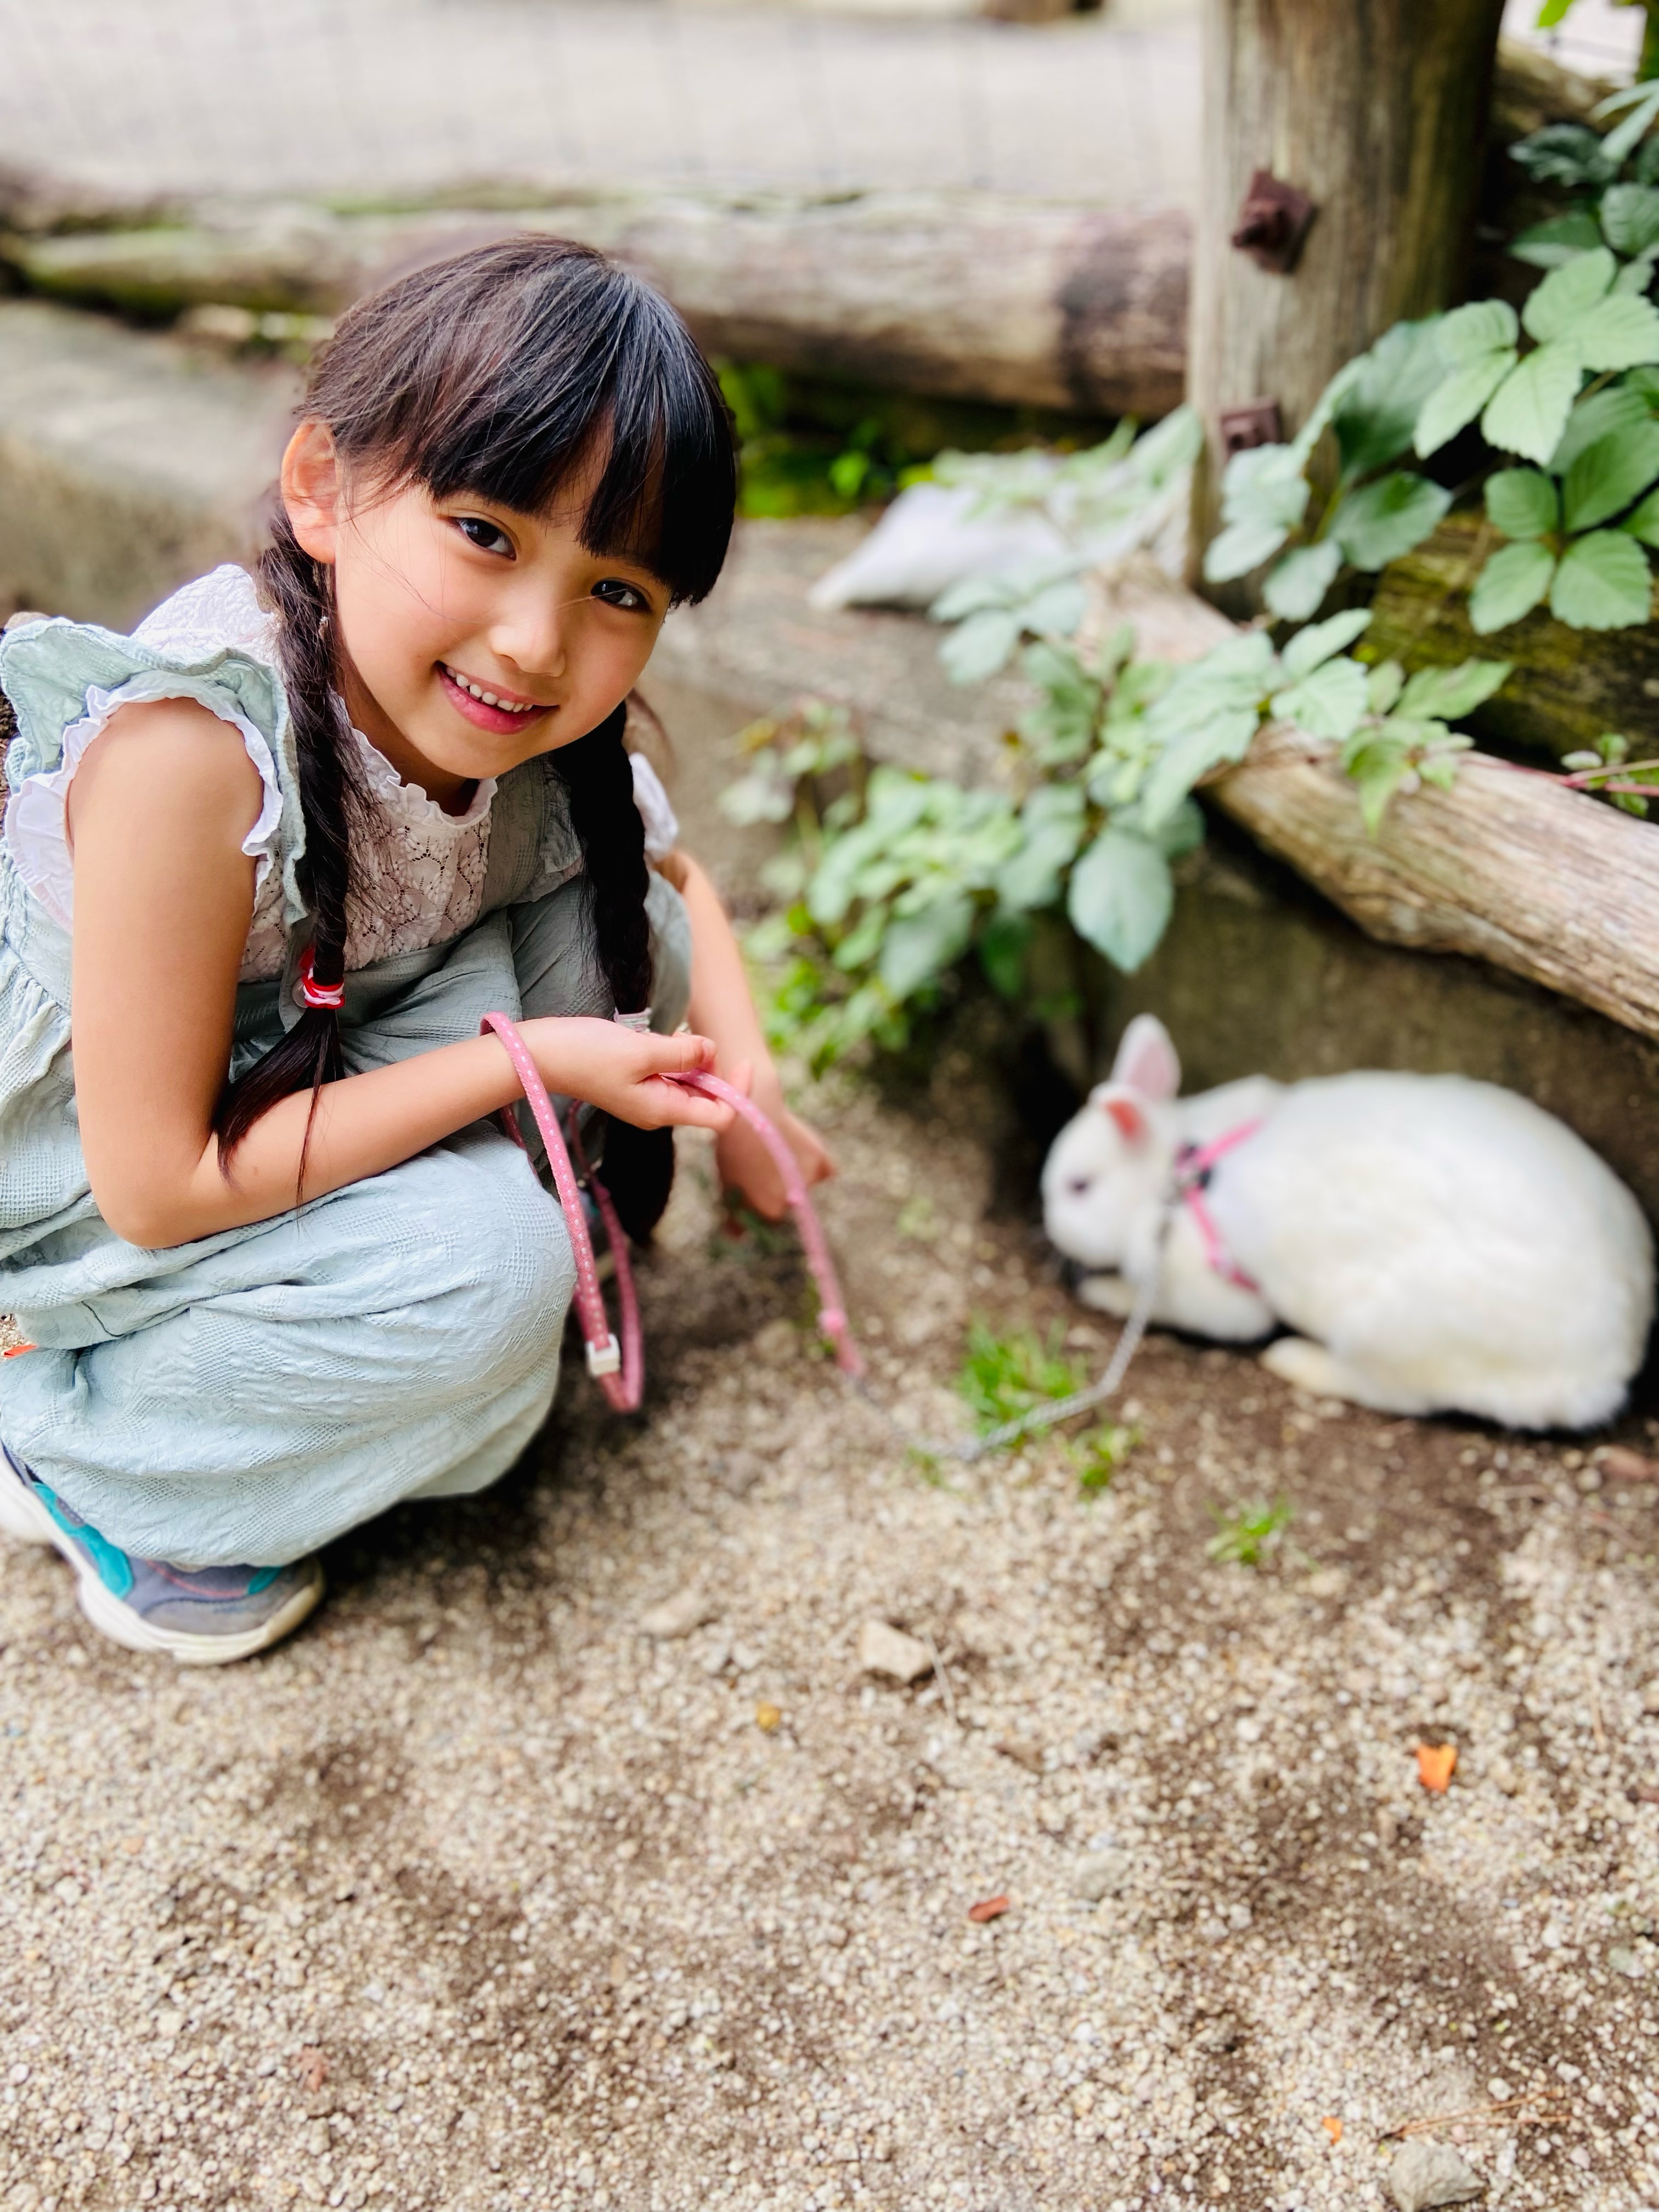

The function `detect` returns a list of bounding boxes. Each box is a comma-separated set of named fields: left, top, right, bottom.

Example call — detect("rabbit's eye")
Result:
left=1068, top=1177, right=1092, bottom=1196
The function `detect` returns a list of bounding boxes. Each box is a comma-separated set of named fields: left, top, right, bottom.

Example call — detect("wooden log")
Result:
left=2, top=192, right=1190, bottom=421
left=1366, top=511, right=1659, bottom=762
left=1214, top=730, right=1659, bottom=1041
left=1091, top=558, right=1659, bottom=1043
left=1188, top=0, right=1507, bottom=558
left=0, top=38, right=1606, bottom=426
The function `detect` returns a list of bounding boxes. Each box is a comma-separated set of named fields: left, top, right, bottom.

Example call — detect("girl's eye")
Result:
left=592, top=578, right=651, bottom=613
left=454, top=516, right=514, bottom=556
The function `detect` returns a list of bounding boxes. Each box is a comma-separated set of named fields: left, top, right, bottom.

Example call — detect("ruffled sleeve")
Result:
left=0, top=565, right=302, bottom=935
left=630, top=751, right=680, bottom=862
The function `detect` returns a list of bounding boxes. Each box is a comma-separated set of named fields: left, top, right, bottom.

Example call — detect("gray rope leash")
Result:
left=845, top=1204, right=1174, bottom=1465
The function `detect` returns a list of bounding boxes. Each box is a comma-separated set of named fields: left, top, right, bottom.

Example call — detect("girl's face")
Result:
left=281, top=420, right=670, bottom=809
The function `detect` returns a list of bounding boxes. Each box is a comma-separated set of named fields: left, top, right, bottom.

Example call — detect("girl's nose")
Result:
left=490, top=596, right=568, bottom=684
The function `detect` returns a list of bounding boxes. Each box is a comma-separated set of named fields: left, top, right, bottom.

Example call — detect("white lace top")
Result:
left=3, top=565, right=679, bottom=986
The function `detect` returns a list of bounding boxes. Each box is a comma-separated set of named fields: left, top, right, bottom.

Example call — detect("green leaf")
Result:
left=1615, top=249, right=1659, bottom=296
left=1593, top=80, right=1659, bottom=171
left=992, top=783, right=1087, bottom=915
left=1436, top=299, right=1519, bottom=363
left=1016, top=640, right=1102, bottom=761
left=1548, top=382, right=1655, bottom=476
left=1330, top=472, right=1452, bottom=569
left=1066, top=829, right=1173, bottom=974
left=1017, top=576, right=1088, bottom=639
left=1395, top=659, right=1513, bottom=721
left=1509, top=121, right=1616, bottom=188
left=978, top=911, right=1031, bottom=1000
left=1262, top=540, right=1342, bottom=620
left=1549, top=529, right=1655, bottom=628
left=1575, top=292, right=1659, bottom=373
left=1331, top=318, right=1452, bottom=479
left=1279, top=607, right=1373, bottom=680
left=1341, top=735, right=1413, bottom=834
left=878, top=893, right=977, bottom=1000
left=1481, top=342, right=1584, bottom=465
left=1415, top=349, right=1514, bottom=457
left=1270, top=655, right=1370, bottom=742
left=1561, top=422, right=1659, bottom=530
left=1622, top=482, right=1659, bottom=544
left=939, top=607, right=1023, bottom=685
left=1522, top=247, right=1616, bottom=343
left=1469, top=540, right=1556, bottom=634
left=1486, top=467, right=1559, bottom=539
left=1204, top=447, right=1310, bottom=583
left=1367, top=659, right=1406, bottom=713
left=1139, top=707, right=1261, bottom=829
left=1602, top=183, right=1659, bottom=259
left=1509, top=208, right=1610, bottom=269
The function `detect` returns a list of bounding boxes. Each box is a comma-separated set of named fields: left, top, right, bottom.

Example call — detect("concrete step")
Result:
left=0, top=299, right=297, bottom=633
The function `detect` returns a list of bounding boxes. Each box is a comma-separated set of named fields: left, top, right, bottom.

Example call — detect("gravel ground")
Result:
left=3, top=1038, right=1659, bottom=2212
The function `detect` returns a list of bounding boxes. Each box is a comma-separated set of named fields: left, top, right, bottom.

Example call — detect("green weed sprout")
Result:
left=1206, top=1497, right=1294, bottom=1567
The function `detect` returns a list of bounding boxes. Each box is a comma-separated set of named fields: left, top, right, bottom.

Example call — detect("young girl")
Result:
left=0, top=238, right=830, bottom=1666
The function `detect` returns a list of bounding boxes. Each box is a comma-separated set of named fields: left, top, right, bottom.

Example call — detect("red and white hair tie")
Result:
left=297, top=947, right=346, bottom=1011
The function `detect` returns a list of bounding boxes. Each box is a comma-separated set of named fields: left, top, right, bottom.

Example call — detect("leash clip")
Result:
left=585, top=1332, right=623, bottom=1379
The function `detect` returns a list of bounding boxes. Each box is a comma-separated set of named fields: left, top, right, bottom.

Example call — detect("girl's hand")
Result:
left=716, top=1059, right=836, bottom=1221
left=520, top=1017, right=733, bottom=1133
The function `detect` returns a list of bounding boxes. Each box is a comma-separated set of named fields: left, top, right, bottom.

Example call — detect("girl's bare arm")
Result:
left=69, top=702, right=730, bottom=1249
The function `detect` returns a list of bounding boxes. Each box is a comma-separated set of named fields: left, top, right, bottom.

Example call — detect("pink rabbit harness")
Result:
left=1173, top=1120, right=1265, bottom=1294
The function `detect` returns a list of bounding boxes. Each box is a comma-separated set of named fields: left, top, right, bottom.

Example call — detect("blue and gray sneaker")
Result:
left=0, top=1448, right=323, bottom=1664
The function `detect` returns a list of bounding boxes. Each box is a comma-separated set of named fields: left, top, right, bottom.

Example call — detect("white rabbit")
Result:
left=1040, top=1014, right=1654, bottom=1430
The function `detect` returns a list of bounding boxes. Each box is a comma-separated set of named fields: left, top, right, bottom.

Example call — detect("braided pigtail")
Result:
left=214, top=511, right=360, bottom=1169
left=553, top=704, right=652, bottom=1018
left=554, top=705, right=675, bottom=1242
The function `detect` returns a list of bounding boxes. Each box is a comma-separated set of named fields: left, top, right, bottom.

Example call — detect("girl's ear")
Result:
left=1108, top=1013, right=1181, bottom=1101
left=1089, top=1085, right=1149, bottom=1144
left=280, top=421, right=345, bottom=566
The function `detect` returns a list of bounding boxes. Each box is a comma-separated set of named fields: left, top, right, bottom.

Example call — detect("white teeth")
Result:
left=447, top=666, right=537, bottom=713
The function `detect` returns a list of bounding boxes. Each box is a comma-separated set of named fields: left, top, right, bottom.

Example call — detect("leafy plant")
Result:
left=958, top=1321, right=1086, bottom=1434
left=1206, top=1497, right=1294, bottom=1568
left=928, top=409, right=1204, bottom=681
left=1204, top=320, right=1453, bottom=619
left=1556, top=730, right=1659, bottom=814
left=1070, top=1420, right=1139, bottom=1496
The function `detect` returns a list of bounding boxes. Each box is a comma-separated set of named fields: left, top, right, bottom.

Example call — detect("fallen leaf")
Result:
left=755, top=1702, right=782, bottom=1733
left=1628, top=1782, right=1659, bottom=1805
left=1416, top=1743, right=1457, bottom=1793
left=992, top=1736, right=1045, bottom=1774
left=1599, top=1445, right=1656, bottom=1482
left=1322, top=2116, right=1344, bottom=2146
left=296, top=2047, right=329, bottom=2095
left=967, top=1894, right=1011, bottom=1923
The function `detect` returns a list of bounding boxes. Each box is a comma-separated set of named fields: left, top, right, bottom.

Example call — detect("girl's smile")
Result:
left=437, top=661, right=557, bottom=733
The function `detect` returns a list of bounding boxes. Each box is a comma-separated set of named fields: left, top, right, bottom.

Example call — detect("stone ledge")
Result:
left=0, top=300, right=298, bottom=631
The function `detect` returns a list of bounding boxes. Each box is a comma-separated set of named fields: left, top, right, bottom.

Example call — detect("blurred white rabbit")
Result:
left=1040, top=1014, right=1654, bottom=1430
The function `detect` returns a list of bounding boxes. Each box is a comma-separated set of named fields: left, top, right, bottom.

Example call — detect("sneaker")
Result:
left=0, top=1447, right=323, bottom=1665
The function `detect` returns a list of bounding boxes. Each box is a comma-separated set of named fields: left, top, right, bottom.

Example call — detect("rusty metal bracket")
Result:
left=1231, top=170, right=1316, bottom=274
left=1218, top=400, right=1283, bottom=456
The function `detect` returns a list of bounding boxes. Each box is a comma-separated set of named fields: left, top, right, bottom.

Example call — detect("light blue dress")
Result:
left=0, top=571, right=690, bottom=1568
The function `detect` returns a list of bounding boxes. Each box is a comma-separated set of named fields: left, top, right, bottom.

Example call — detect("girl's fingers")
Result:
left=634, top=1078, right=732, bottom=1132
left=641, top=1029, right=718, bottom=1073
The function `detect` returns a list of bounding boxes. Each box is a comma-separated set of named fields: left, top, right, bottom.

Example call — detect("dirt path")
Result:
left=3, top=1045, right=1657, bottom=2212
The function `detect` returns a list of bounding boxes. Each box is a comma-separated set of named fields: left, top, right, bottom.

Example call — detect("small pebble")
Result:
left=1386, top=2138, right=1485, bottom=2211
left=857, top=1619, right=933, bottom=1685
left=1070, top=1849, right=1131, bottom=1903
left=639, top=1585, right=717, bottom=1640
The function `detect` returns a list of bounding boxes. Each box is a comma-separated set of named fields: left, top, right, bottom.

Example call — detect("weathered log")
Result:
left=1092, top=560, right=1659, bottom=1043
left=1188, top=0, right=1506, bottom=558
left=0, top=38, right=1610, bottom=426
left=1367, top=511, right=1659, bottom=762
left=2, top=193, right=1190, bottom=420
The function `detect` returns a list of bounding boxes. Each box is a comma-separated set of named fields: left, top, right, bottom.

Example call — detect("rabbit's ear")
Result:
left=1088, top=1085, right=1150, bottom=1144
left=1109, top=1013, right=1180, bottom=1100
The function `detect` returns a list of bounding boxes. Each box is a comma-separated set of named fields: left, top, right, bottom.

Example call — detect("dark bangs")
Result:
left=310, top=236, right=736, bottom=606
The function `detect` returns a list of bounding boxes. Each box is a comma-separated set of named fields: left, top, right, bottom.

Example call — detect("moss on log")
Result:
left=1366, top=511, right=1659, bottom=761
